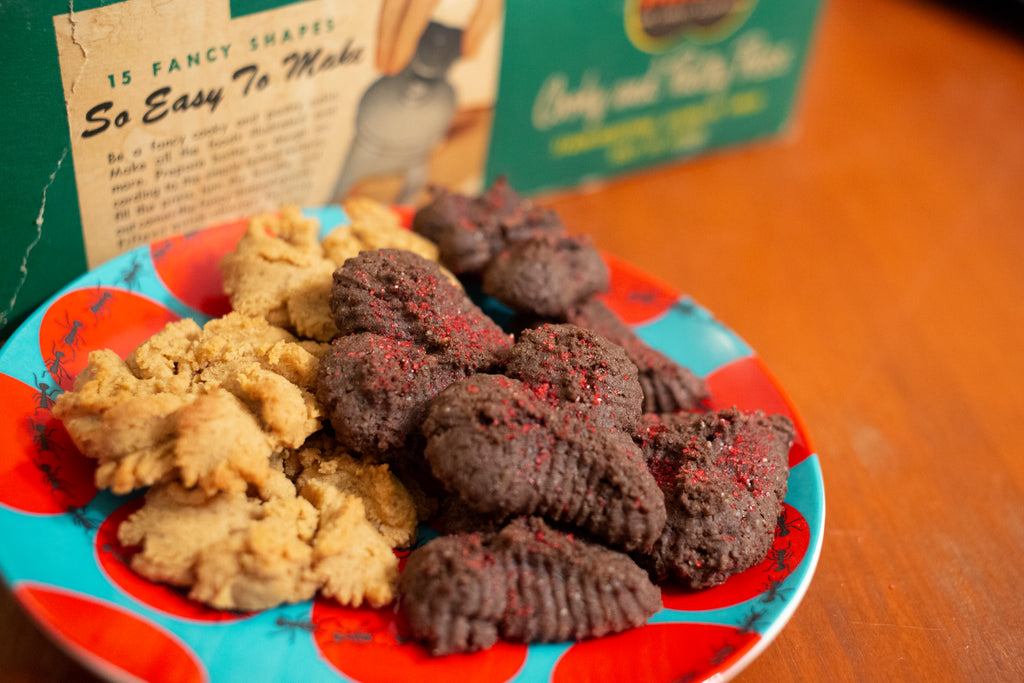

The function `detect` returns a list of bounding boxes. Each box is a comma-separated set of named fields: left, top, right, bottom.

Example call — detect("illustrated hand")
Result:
left=376, top=0, right=502, bottom=75
left=461, top=0, right=502, bottom=59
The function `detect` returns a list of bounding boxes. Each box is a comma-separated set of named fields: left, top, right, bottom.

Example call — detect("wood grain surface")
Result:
left=549, top=1, right=1024, bottom=680
left=3, top=0, right=1022, bottom=680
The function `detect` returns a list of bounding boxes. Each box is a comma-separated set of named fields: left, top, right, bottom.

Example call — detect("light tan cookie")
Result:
left=220, top=201, right=445, bottom=341
left=219, top=207, right=328, bottom=331
left=119, top=477, right=320, bottom=611
left=118, top=474, right=399, bottom=611
left=283, top=261, right=340, bottom=342
left=323, top=197, right=440, bottom=264
left=172, top=389, right=278, bottom=496
left=54, top=313, right=324, bottom=495
left=53, top=349, right=193, bottom=493
left=288, top=434, right=419, bottom=548
left=301, top=479, right=400, bottom=608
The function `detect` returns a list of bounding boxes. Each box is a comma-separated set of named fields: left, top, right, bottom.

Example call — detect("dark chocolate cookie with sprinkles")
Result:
left=399, top=516, right=661, bottom=655
left=504, top=323, right=643, bottom=432
left=634, top=408, right=793, bottom=588
left=320, top=249, right=512, bottom=471
left=411, top=178, right=563, bottom=274
left=567, top=299, right=709, bottom=413
left=430, top=494, right=509, bottom=536
left=409, top=186, right=493, bottom=274
left=330, top=248, right=511, bottom=371
left=422, top=373, right=666, bottom=552
left=316, top=332, right=463, bottom=464
left=482, top=233, right=609, bottom=318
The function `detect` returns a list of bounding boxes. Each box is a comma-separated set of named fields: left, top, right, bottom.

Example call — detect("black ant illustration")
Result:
left=674, top=299, right=699, bottom=315
left=28, top=419, right=63, bottom=456
left=393, top=535, right=430, bottom=560
left=671, top=673, right=699, bottom=683
left=36, top=461, right=70, bottom=494
left=760, top=577, right=793, bottom=604
left=272, top=615, right=318, bottom=643
left=31, top=374, right=61, bottom=414
left=627, top=289, right=658, bottom=304
left=56, top=311, right=86, bottom=357
left=332, top=630, right=373, bottom=644
left=682, top=609, right=766, bottom=675
left=88, top=289, right=114, bottom=322
left=45, top=343, right=74, bottom=386
left=775, top=510, right=806, bottom=538
left=66, top=505, right=101, bottom=533
left=151, top=241, right=173, bottom=262
left=315, top=613, right=385, bottom=646
left=765, top=541, right=794, bottom=574
left=121, top=256, right=143, bottom=290
left=100, top=542, right=133, bottom=566
left=709, top=640, right=737, bottom=667
left=736, top=607, right=766, bottom=635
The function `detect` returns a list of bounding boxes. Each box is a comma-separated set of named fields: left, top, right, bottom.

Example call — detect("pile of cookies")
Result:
left=54, top=205, right=433, bottom=611
left=54, top=182, right=793, bottom=656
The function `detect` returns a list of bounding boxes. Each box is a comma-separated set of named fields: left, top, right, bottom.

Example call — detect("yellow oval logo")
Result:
left=625, top=0, right=758, bottom=52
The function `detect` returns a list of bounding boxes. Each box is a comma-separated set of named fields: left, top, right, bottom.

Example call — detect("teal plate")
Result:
left=0, top=207, right=824, bottom=682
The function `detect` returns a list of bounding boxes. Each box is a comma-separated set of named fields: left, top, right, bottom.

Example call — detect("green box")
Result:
left=489, top=0, right=823, bottom=192
left=1, top=0, right=822, bottom=334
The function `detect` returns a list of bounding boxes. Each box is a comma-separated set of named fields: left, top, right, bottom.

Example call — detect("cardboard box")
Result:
left=1, top=0, right=822, bottom=334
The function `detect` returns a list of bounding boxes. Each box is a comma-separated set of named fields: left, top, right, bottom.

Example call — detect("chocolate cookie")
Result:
left=504, top=323, right=643, bottom=432
left=412, top=178, right=563, bottom=274
left=430, top=493, right=509, bottom=536
left=316, top=332, right=462, bottom=463
left=330, top=249, right=510, bottom=371
left=422, top=374, right=666, bottom=552
left=634, top=408, right=793, bottom=588
left=320, top=249, right=512, bottom=472
left=482, top=233, right=609, bottom=318
left=567, top=299, right=709, bottom=413
left=399, top=516, right=661, bottom=655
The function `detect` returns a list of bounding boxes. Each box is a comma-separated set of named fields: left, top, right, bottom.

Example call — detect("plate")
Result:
left=0, top=207, right=824, bottom=683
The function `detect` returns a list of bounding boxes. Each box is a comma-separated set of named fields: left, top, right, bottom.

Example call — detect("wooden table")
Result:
left=552, top=1, right=1024, bottom=680
left=3, top=0, right=1023, bottom=680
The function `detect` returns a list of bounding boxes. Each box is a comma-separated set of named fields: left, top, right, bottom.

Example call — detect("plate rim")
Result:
left=0, top=211, right=825, bottom=683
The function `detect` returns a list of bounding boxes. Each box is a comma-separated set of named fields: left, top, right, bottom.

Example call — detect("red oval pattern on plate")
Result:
left=311, top=601, right=528, bottom=683
left=552, top=621, right=760, bottom=683
left=14, top=583, right=206, bottom=683
left=0, top=374, right=97, bottom=514
left=95, top=497, right=249, bottom=623
left=660, top=503, right=811, bottom=611
left=598, top=254, right=679, bottom=325
left=150, top=217, right=249, bottom=317
left=705, top=356, right=813, bottom=467
left=0, top=210, right=823, bottom=683
left=39, top=288, right=181, bottom=390
left=392, top=205, right=415, bottom=228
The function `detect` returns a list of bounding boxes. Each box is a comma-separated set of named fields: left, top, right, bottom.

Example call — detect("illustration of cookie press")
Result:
left=331, top=21, right=461, bottom=204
